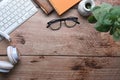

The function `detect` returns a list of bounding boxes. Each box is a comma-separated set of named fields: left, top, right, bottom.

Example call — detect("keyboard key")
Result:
left=0, top=22, right=4, bottom=26
left=3, top=14, right=7, bottom=18
left=25, top=5, right=33, bottom=12
left=4, top=24, right=9, bottom=28
left=24, top=2, right=30, bottom=7
left=16, top=0, right=20, bottom=2
left=13, top=11, right=17, bottom=15
left=17, top=9, right=21, bottom=13
left=20, top=6, right=25, bottom=10
left=18, top=13, right=22, bottom=17
left=14, top=16, right=19, bottom=20
left=17, top=3, right=21, bottom=7
left=22, top=10, right=26, bottom=15
left=7, top=17, right=11, bottom=21
left=13, top=6, right=17, bottom=10
left=20, top=0, right=24, bottom=4
left=0, top=17, right=4, bottom=21
left=18, top=19, right=23, bottom=24
left=7, top=0, right=12, bottom=3
left=8, top=22, right=12, bottom=26
left=11, top=19, right=16, bottom=23
left=29, top=7, right=38, bottom=15
left=1, top=27, right=5, bottom=31
left=5, top=22, right=18, bottom=34
left=8, top=3, right=13, bottom=8
left=22, top=13, right=29, bottom=20
left=0, top=12, right=2, bottom=16
left=10, top=14, right=14, bottom=18
left=25, top=13, right=31, bottom=19
left=3, top=19, right=8, bottom=23
left=10, top=8, right=14, bottom=12
left=6, top=11, right=11, bottom=15
left=1, top=9, right=6, bottom=13
left=5, top=6, right=10, bottom=10
left=12, top=1, right=16, bottom=5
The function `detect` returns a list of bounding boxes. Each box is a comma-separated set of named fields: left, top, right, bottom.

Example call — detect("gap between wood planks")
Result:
left=0, top=55, right=120, bottom=57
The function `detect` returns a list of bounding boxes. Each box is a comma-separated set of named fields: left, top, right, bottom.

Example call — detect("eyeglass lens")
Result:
left=65, top=20, right=77, bottom=28
left=49, top=21, right=61, bottom=30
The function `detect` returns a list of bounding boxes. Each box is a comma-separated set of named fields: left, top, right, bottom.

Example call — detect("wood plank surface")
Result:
left=0, top=0, right=120, bottom=80
left=0, top=9, right=120, bottom=56
left=0, top=56, right=120, bottom=80
left=0, top=0, right=120, bottom=56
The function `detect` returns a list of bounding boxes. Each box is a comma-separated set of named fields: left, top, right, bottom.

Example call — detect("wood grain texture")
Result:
left=0, top=56, right=120, bottom=80
left=0, top=10, right=120, bottom=56
left=0, top=0, right=120, bottom=56
left=0, top=0, right=120, bottom=80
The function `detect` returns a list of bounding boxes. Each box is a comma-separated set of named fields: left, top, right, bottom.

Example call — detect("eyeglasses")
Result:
left=47, top=17, right=80, bottom=30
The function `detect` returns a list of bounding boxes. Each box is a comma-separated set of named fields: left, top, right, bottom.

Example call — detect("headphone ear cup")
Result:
left=7, top=46, right=19, bottom=64
left=0, top=61, right=13, bottom=69
left=0, top=61, right=13, bottom=73
left=11, top=47, right=19, bottom=64
left=0, top=69, right=10, bottom=73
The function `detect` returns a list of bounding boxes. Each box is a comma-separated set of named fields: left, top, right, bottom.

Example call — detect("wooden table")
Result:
left=0, top=0, right=120, bottom=80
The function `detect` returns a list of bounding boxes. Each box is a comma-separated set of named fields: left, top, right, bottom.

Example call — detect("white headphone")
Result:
left=0, top=31, right=20, bottom=73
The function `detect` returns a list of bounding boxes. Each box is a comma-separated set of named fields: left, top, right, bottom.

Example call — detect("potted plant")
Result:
left=88, top=3, right=120, bottom=41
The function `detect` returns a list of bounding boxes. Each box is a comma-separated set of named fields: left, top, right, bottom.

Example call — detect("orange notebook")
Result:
left=49, top=0, right=81, bottom=15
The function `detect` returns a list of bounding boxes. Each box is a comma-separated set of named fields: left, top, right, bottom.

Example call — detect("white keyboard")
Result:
left=0, top=0, right=38, bottom=40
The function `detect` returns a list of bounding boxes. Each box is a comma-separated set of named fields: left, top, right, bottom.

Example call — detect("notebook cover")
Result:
left=48, top=0, right=81, bottom=15
left=34, top=0, right=54, bottom=15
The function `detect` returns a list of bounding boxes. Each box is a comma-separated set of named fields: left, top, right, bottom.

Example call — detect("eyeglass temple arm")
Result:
left=47, top=23, right=50, bottom=28
left=47, top=25, right=49, bottom=28
left=76, top=21, right=80, bottom=24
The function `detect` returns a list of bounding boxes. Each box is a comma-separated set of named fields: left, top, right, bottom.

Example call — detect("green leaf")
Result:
left=92, top=3, right=112, bottom=20
left=91, top=6, right=101, bottom=20
left=113, top=29, right=120, bottom=41
left=103, top=19, right=112, bottom=26
left=110, top=6, right=120, bottom=15
left=97, top=11, right=108, bottom=24
left=95, top=22, right=111, bottom=32
left=109, top=14, right=117, bottom=22
left=103, top=14, right=113, bottom=26
left=100, top=3, right=112, bottom=12
left=88, top=15, right=97, bottom=23
left=91, top=6, right=101, bottom=11
left=114, top=21, right=120, bottom=29
left=110, top=26, right=116, bottom=35
left=118, top=18, right=120, bottom=22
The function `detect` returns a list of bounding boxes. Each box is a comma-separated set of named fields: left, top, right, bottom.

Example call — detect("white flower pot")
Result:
left=78, top=0, right=95, bottom=16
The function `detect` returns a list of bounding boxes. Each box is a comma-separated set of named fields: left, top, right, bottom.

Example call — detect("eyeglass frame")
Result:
left=47, top=17, right=80, bottom=30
